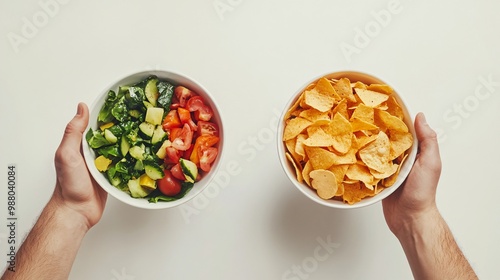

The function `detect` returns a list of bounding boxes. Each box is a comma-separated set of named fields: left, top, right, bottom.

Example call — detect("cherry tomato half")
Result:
left=199, top=147, right=218, bottom=172
left=175, top=86, right=196, bottom=107
left=171, top=163, right=186, bottom=181
left=171, top=123, right=193, bottom=151
left=186, top=96, right=213, bottom=122
left=158, top=170, right=182, bottom=196
left=198, top=121, right=219, bottom=137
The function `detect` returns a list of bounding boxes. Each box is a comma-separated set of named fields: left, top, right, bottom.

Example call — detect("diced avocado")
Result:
left=120, top=136, right=130, bottom=157
left=144, top=163, right=164, bottom=180
left=155, top=140, right=172, bottom=159
left=139, top=122, right=155, bottom=138
left=145, top=107, right=164, bottom=125
left=104, top=129, right=118, bottom=144
left=145, top=78, right=159, bottom=106
left=134, top=159, right=144, bottom=171
left=151, top=125, right=167, bottom=144
left=129, top=146, right=145, bottom=160
left=179, top=158, right=198, bottom=183
left=127, top=178, right=151, bottom=198
left=139, top=173, right=157, bottom=191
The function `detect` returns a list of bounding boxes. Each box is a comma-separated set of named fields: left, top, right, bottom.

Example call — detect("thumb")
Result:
left=60, top=103, right=89, bottom=149
left=414, top=112, right=442, bottom=174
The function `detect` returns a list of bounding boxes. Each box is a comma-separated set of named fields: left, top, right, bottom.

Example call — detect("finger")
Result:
left=60, top=103, right=89, bottom=150
left=414, top=112, right=441, bottom=173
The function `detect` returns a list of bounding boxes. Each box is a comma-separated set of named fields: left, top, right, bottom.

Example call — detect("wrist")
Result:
left=393, top=205, right=442, bottom=241
left=47, top=195, right=91, bottom=236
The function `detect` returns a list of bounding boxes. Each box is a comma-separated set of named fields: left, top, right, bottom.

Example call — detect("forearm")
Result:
left=1, top=197, right=88, bottom=280
left=396, top=209, right=477, bottom=280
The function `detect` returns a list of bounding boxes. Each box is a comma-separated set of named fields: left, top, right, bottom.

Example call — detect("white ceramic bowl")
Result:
left=83, top=70, right=224, bottom=209
left=277, top=71, right=418, bottom=209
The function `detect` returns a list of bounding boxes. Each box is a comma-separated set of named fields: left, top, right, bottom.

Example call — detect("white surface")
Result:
left=1, top=0, right=499, bottom=279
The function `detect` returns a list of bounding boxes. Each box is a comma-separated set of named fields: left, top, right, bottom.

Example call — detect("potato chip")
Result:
left=316, top=77, right=341, bottom=101
left=302, top=160, right=313, bottom=186
left=323, top=113, right=352, bottom=154
left=388, top=131, right=413, bottom=160
left=310, top=169, right=338, bottom=199
left=354, top=88, right=389, bottom=108
left=299, top=108, right=330, bottom=122
left=333, top=78, right=357, bottom=103
left=304, top=126, right=336, bottom=147
left=304, top=88, right=335, bottom=113
left=304, top=146, right=337, bottom=170
left=286, top=153, right=303, bottom=183
left=358, top=131, right=391, bottom=173
left=376, top=110, right=409, bottom=132
left=282, top=75, right=413, bottom=204
left=367, top=83, right=393, bottom=94
left=284, top=117, right=312, bottom=141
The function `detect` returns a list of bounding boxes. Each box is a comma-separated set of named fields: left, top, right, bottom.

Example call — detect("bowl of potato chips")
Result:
left=277, top=71, right=418, bottom=209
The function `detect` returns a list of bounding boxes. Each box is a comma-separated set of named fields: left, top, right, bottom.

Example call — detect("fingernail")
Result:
left=419, top=112, right=428, bottom=125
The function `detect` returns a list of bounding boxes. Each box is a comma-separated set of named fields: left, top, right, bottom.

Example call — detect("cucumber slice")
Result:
left=145, top=78, right=159, bottom=106
left=145, top=107, right=164, bottom=125
left=129, top=109, right=141, bottom=119
left=129, top=146, right=145, bottom=160
left=145, top=163, right=164, bottom=180
left=179, top=158, right=198, bottom=183
left=139, top=122, right=155, bottom=138
left=104, top=129, right=118, bottom=144
left=151, top=125, right=167, bottom=144
left=120, top=136, right=130, bottom=157
left=127, top=178, right=151, bottom=198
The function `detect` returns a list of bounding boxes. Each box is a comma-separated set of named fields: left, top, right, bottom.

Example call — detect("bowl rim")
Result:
left=276, top=70, right=418, bottom=209
left=82, top=69, right=225, bottom=209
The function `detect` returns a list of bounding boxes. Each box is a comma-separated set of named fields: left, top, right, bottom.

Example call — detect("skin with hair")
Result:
left=1, top=103, right=107, bottom=280
left=382, top=113, right=478, bottom=280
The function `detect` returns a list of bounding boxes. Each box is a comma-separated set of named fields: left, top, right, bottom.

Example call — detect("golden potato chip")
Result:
left=343, top=181, right=375, bottom=205
left=383, top=154, right=408, bottom=187
left=323, top=113, right=353, bottom=154
left=350, top=118, right=378, bottom=132
left=350, top=103, right=374, bottom=123
left=359, top=131, right=391, bottom=173
left=285, top=138, right=301, bottom=163
left=386, top=96, right=404, bottom=119
left=304, top=146, right=337, bottom=170
left=333, top=78, right=357, bottom=103
left=304, top=126, right=336, bottom=147
left=352, top=81, right=367, bottom=90
left=285, top=93, right=305, bottom=120
left=304, top=88, right=335, bottom=113
left=354, top=88, right=389, bottom=108
left=367, top=84, right=393, bottom=94
left=299, top=108, right=330, bottom=122
left=376, top=110, right=409, bottom=133
left=284, top=117, right=312, bottom=141
left=295, top=134, right=307, bottom=160
left=310, top=169, right=338, bottom=199
left=389, top=131, right=413, bottom=160
left=302, top=160, right=313, bottom=187
left=286, top=153, right=303, bottom=183
left=328, top=165, right=349, bottom=195
left=370, top=162, right=398, bottom=179
left=316, top=77, right=341, bottom=101
left=346, top=163, right=374, bottom=187
left=332, top=99, right=348, bottom=120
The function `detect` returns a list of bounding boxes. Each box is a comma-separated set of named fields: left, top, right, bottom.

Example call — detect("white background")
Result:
left=1, top=0, right=499, bottom=279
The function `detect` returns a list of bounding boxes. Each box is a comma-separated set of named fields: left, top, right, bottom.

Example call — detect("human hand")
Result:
left=382, top=112, right=442, bottom=237
left=51, top=103, right=107, bottom=231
